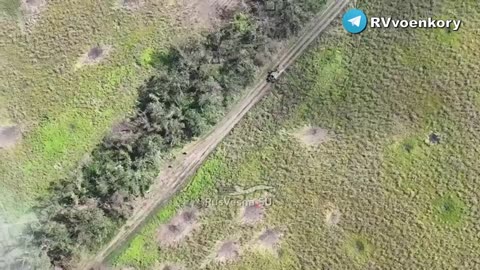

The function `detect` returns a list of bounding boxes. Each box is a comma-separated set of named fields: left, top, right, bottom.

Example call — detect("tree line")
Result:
left=23, top=0, right=326, bottom=268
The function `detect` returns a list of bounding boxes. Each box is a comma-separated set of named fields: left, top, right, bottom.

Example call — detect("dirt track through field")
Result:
left=79, top=0, right=349, bottom=268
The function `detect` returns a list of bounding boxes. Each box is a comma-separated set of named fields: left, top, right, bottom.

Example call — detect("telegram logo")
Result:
left=342, top=9, right=368, bottom=34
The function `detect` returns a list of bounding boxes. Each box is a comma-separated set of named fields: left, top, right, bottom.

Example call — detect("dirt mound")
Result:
left=215, top=240, right=240, bottom=263
left=294, top=126, right=330, bottom=146
left=0, top=126, right=21, bottom=149
left=323, top=203, right=341, bottom=226
left=257, top=229, right=282, bottom=250
left=22, top=0, right=46, bottom=14
left=19, top=0, right=47, bottom=28
left=157, top=208, right=199, bottom=247
left=325, top=208, right=341, bottom=226
left=240, top=202, right=265, bottom=225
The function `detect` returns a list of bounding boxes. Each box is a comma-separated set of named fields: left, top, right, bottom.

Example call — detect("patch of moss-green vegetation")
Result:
left=33, top=110, right=96, bottom=160
left=113, top=0, right=480, bottom=269
left=386, top=134, right=429, bottom=171
left=345, top=234, right=374, bottom=264
left=138, top=48, right=156, bottom=67
left=434, top=194, right=466, bottom=226
left=233, top=13, right=253, bottom=34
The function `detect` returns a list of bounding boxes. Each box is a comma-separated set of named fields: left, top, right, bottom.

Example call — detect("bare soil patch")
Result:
left=324, top=204, right=342, bottom=226
left=215, top=240, right=240, bottom=264
left=0, top=125, right=21, bottom=149
left=77, top=45, right=112, bottom=67
left=179, top=0, right=242, bottom=29
left=293, top=126, right=330, bottom=146
left=19, top=0, right=47, bottom=28
left=21, top=0, right=46, bottom=14
left=240, top=201, right=265, bottom=225
left=325, top=208, right=341, bottom=226
left=118, top=0, right=145, bottom=10
left=257, top=228, right=283, bottom=251
left=156, top=208, right=199, bottom=247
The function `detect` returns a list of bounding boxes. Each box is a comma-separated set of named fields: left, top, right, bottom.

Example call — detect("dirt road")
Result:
left=80, top=0, right=349, bottom=268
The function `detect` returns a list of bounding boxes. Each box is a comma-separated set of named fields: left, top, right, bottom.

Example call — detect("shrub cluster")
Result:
left=27, top=1, right=326, bottom=268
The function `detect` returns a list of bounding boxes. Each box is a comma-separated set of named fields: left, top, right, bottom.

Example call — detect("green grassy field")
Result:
left=0, top=0, right=197, bottom=216
left=112, top=0, right=480, bottom=269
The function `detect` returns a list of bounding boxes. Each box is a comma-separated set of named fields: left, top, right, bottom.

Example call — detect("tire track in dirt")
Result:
left=79, top=0, right=349, bottom=268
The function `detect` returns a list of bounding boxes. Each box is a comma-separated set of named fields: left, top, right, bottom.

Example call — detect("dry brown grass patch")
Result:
left=156, top=207, right=200, bottom=247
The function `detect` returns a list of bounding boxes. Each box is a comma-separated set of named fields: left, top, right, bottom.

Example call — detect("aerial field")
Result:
left=0, top=0, right=225, bottom=216
left=113, top=0, right=480, bottom=269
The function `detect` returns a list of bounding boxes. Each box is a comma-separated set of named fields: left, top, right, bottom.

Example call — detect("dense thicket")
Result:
left=27, top=1, right=326, bottom=268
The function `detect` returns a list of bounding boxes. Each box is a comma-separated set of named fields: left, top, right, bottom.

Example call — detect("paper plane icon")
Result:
left=348, top=16, right=362, bottom=27
left=342, top=9, right=367, bottom=34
